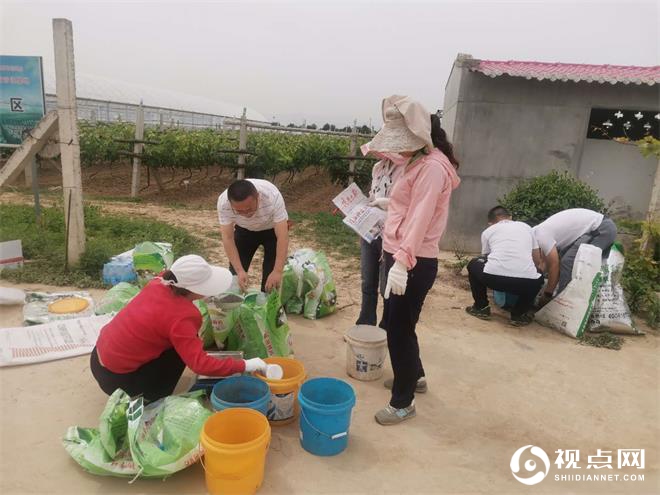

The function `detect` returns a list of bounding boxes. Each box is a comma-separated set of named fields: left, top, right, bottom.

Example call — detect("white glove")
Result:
left=244, top=358, right=267, bottom=373
left=384, top=261, right=408, bottom=299
left=368, top=198, right=390, bottom=210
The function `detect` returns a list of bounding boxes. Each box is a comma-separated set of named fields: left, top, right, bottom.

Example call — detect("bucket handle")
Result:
left=197, top=445, right=207, bottom=473
left=299, top=408, right=347, bottom=440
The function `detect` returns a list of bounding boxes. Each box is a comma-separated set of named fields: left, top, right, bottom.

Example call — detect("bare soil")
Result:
left=19, top=161, right=344, bottom=213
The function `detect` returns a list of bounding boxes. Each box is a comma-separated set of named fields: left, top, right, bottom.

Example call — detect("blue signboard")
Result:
left=0, top=55, right=46, bottom=145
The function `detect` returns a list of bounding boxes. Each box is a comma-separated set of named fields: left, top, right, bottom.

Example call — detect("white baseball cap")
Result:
left=169, top=255, right=232, bottom=297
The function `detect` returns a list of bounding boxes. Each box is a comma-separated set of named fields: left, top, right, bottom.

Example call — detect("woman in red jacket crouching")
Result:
left=90, top=254, right=267, bottom=402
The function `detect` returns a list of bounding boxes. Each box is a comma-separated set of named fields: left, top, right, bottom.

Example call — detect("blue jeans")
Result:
left=356, top=237, right=386, bottom=326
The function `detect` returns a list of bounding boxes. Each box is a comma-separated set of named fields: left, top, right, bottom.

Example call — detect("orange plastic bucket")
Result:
left=256, top=357, right=306, bottom=426
left=200, top=408, right=271, bottom=495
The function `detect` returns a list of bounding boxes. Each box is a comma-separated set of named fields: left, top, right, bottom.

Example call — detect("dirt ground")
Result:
left=1, top=185, right=659, bottom=494
left=10, top=161, right=344, bottom=213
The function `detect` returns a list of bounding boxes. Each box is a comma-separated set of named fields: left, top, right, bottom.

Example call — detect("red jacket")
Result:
left=96, top=278, right=245, bottom=376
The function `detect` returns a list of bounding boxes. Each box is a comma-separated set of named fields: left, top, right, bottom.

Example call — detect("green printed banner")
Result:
left=0, top=55, right=46, bottom=145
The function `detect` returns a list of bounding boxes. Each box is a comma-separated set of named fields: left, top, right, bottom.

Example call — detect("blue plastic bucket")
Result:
left=493, top=290, right=520, bottom=309
left=298, top=377, right=356, bottom=456
left=211, top=375, right=270, bottom=416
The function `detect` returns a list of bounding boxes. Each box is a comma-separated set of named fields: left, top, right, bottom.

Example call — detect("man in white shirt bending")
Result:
left=217, top=179, right=289, bottom=292
left=465, top=206, right=543, bottom=326
left=532, top=208, right=616, bottom=304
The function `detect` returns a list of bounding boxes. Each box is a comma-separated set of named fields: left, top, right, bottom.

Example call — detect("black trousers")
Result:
left=467, top=257, right=543, bottom=317
left=90, top=347, right=185, bottom=403
left=381, top=252, right=437, bottom=409
left=356, top=237, right=387, bottom=326
left=230, top=226, right=277, bottom=292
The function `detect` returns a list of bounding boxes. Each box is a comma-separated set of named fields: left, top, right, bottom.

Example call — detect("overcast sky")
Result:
left=1, top=0, right=658, bottom=126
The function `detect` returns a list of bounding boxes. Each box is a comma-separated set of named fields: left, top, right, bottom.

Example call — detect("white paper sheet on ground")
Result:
left=0, top=315, right=111, bottom=367
left=535, top=243, right=603, bottom=339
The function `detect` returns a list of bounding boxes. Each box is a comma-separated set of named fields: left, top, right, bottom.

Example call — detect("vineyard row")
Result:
left=78, top=122, right=373, bottom=187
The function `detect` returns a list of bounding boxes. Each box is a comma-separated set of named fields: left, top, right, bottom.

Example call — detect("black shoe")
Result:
left=510, top=313, right=534, bottom=327
left=465, top=305, right=491, bottom=320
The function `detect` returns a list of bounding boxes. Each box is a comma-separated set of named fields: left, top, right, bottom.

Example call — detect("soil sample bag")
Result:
left=193, top=299, right=216, bottom=349
left=535, top=243, right=603, bottom=338
left=226, top=291, right=292, bottom=358
left=63, top=389, right=210, bottom=479
left=63, top=389, right=139, bottom=477
left=302, top=252, right=337, bottom=320
left=209, top=293, right=243, bottom=349
left=588, top=243, right=641, bottom=334
left=132, top=242, right=173, bottom=286
left=195, top=292, right=244, bottom=350
left=99, top=389, right=131, bottom=458
left=95, top=283, right=141, bottom=315
left=281, top=249, right=337, bottom=320
left=281, top=249, right=315, bottom=314
left=126, top=392, right=211, bottom=478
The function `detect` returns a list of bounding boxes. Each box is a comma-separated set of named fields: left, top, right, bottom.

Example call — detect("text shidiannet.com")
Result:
left=555, top=474, right=644, bottom=482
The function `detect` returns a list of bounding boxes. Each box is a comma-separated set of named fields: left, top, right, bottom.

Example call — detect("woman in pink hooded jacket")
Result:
left=366, top=96, right=461, bottom=426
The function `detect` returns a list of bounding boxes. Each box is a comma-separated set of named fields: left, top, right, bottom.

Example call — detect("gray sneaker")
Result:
left=374, top=402, right=416, bottom=426
left=383, top=377, right=428, bottom=394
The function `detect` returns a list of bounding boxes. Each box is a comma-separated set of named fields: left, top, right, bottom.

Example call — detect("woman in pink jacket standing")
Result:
left=366, top=96, right=460, bottom=426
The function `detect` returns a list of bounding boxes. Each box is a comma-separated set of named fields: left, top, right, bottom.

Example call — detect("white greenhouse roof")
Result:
left=43, top=72, right=267, bottom=121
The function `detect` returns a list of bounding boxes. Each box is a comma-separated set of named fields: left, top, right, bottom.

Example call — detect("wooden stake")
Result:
left=348, top=119, right=358, bottom=184
left=152, top=166, right=165, bottom=192
left=237, top=107, right=247, bottom=180
left=23, top=159, right=33, bottom=187
left=130, top=101, right=145, bottom=197
left=31, top=157, right=41, bottom=224
left=53, top=18, right=85, bottom=264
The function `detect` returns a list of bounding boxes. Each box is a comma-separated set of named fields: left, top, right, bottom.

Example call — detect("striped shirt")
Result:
left=217, top=179, right=288, bottom=231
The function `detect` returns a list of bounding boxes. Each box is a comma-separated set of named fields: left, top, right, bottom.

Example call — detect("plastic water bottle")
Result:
left=103, top=259, right=137, bottom=286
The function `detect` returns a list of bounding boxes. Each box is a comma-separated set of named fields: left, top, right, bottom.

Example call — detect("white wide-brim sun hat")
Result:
left=365, top=95, right=433, bottom=154
left=169, top=254, right=233, bottom=297
left=366, top=108, right=427, bottom=153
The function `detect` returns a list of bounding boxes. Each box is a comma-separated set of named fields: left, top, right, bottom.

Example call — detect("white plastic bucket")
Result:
left=345, top=325, right=387, bottom=381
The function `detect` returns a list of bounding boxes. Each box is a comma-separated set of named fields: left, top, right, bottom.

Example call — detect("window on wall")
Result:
left=587, top=108, right=659, bottom=140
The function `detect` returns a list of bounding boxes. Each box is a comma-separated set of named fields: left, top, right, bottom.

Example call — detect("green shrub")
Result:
left=0, top=204, right=202, bottom=288
left=499, top=170, right=607, bottom=226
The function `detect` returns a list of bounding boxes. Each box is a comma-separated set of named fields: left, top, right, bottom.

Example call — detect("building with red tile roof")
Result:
left=441, top=54, right=659, bottom=251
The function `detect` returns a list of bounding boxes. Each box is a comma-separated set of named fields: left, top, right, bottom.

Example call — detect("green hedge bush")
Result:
left=499, top=170, right=607, bottom=226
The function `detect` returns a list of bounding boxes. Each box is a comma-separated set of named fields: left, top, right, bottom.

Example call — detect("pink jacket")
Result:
left=382, top=148, right=460, bottom=268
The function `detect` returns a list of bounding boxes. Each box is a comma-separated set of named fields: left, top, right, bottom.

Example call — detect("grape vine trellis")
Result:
left=78, top=122, right=374, bottom=189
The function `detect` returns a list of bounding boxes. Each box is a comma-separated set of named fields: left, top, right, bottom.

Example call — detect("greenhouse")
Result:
left=43, top=71, right=267, bottom=128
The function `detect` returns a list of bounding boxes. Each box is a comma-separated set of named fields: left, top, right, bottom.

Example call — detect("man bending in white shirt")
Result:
left=532, top=208, right=616, bottom=305
left=465, top=206, right=543, bottom=326
left=217, top=179, right=289, bottom=292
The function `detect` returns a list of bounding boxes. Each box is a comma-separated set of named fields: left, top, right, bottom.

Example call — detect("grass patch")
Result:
left=289, top=211, right=360, bottom=258
left=578, top=332, right=623, bottom=351
left=0, top=203, right=202, bottom=288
